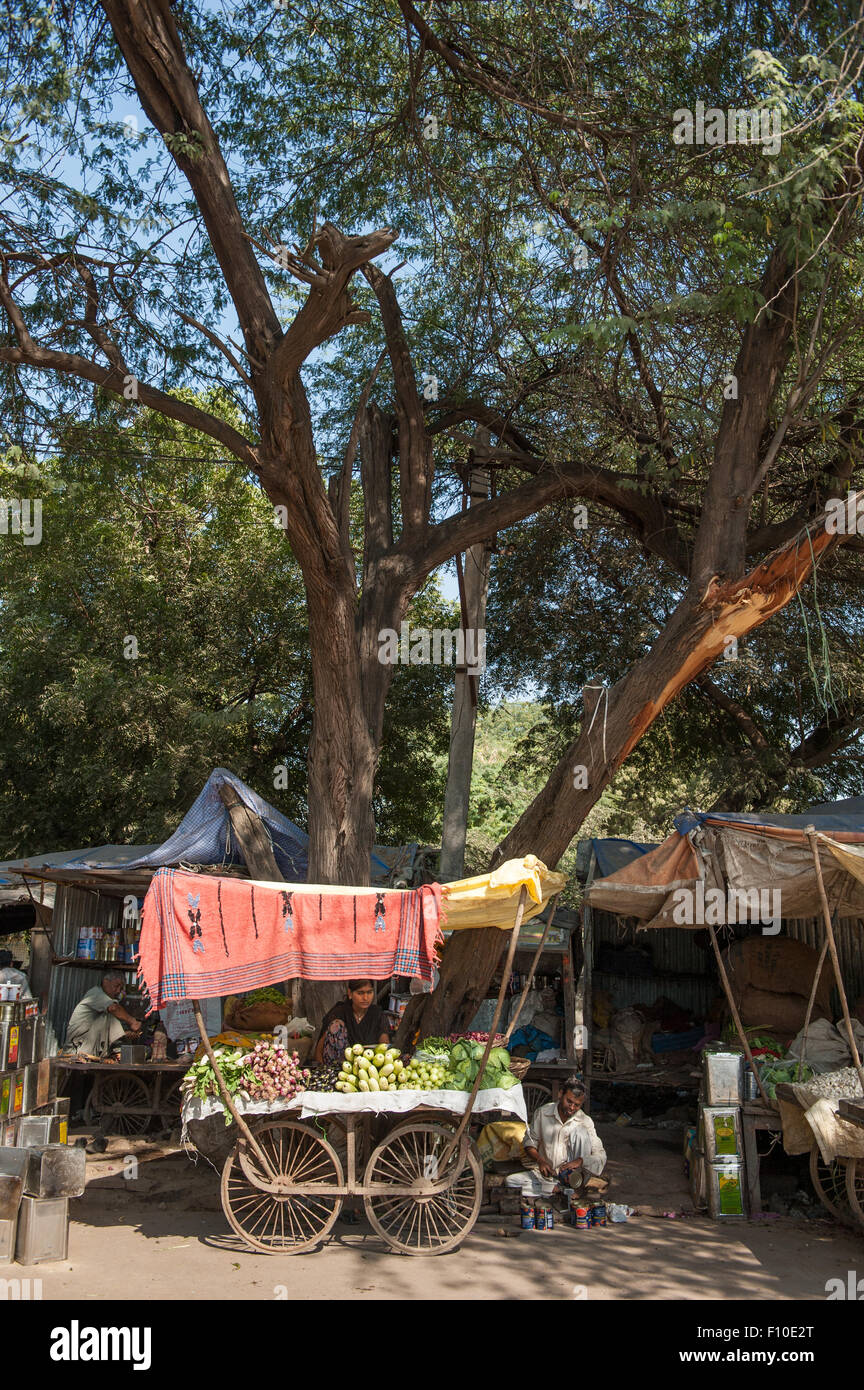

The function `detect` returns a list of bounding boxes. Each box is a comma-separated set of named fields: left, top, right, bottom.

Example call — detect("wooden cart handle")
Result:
left=192, top=1000, right=278, bottom=1178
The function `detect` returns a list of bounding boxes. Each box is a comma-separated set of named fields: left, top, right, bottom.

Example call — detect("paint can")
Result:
left=534, top=1202, right=548, bottom=1230
left=76, top=927, right=95, bottom=961
left=520, top=1199, right=535, bottom=1230
left=572, top=1201, right=590, bottom=1229
left=589, top=1201, right=607, bottom=1226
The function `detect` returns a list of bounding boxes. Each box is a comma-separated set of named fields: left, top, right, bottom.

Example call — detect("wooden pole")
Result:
left=706, top=924, right=772, bottom=1105
left=806, top=830, right=864, bottom=1094
left=797, top=932, right=830, bottom=1075
left=502, top=902, right=558, bottom=1044
left=192, top=999, right=277, bottom=1176
left=440, top=885, right=529, bottom=1168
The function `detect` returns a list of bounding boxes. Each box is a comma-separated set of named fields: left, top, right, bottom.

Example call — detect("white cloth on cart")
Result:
left=182, top=1084, right=527, bottom=1128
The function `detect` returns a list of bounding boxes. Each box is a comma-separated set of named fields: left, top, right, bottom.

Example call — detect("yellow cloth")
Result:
left=192, top=1030, right=273, bottom=1063
left=818, top=834, right=864, bottom=885
left=441, top=855, right=567, bottom=931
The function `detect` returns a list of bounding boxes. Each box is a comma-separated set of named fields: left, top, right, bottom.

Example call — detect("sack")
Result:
left=787, top=1018, right=855, bottom=1073
left=224, top=999, right=290, bottom=1033
left=610, top=1007, right=649, bottom=1068
left=725, top=938, right=832, bottom=1015
left=738, top=986, right=827, bottom=1037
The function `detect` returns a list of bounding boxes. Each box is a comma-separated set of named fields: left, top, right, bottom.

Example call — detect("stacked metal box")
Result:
left=0, top=998, right=83, bottom=1262
left=695, top=1046, right=748, bottom=1219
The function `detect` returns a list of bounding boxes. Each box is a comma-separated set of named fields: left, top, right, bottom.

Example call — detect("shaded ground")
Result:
left=13, top=1120, right=862, bottom=1300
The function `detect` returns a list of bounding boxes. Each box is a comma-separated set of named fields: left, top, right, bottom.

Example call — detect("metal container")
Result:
left=1, top=1118, right=18, bottom=1147
left=16, top=1114, right=61, bottom=1149
left=590, top=1201, right=607, bottom=1226
left=703, top=1047, right=744, bottom=1105
left=0, top=1171, right=24, bottom=1221
left=706, top=1160, right=748, bottom=1219
left=15, top=1015, right=34, bottom=1069
left=0, top=1020, right=21, bottom=1072
left=22, top=1062, right=41, bottom=1113
left=14, top=1195, right=69, bottom=1264
left=0, top=1147, right=29, bottom=1179
left=118, top=1045, right=149, bottom=1064
left=8, top=1071, right=25, bottom=1118
left=0, top=1217, right=16, bottom=1264
left=24, top=1145, right=86, bottom=1199
left=32, top=1059, right=57, bottom=1110
left=0, top=1001, right=19, bottom=1026
left=700, top=1105, right=742, bottom=1162
left=689, top=1146, right=708, bottom=1210
left=31, top=1014, right=46, bottom=1066
left=520, top=1198, right=535, bottom=1229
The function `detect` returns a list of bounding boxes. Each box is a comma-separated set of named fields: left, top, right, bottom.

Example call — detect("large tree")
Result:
left=1, top=0, right=863, bottom=1036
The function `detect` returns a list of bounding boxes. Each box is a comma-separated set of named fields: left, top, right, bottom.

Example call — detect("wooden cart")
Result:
left=775, top=1082, right=864, bottom=1232
left=213, top=1095, right=492, bottom=1255
left=56, top=1058, right=187, bottom=1136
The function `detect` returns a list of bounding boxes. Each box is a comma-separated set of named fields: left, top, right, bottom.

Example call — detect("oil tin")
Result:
left=0, top=1171, right=24, bottom=1222
left=24, top=1145, right=86, bottom=1199
left=9, top=1072, right=24, bottom=1118
left=534, top=1202, right=548, bottom=1230
left=0, top=1216, right=16, bottom=1264
left=31, top=1014, right=46, bottom=1067
left=33, top=1059, right=57, bottom=1110
left=0, top=1021, right=20, bottom=1071
left=590, top=1201, right=607, bottom=1226
left=520, top=1199, right=535, bottom=1229
left=706, top=1160, right=747, bottom=1219
left=77, top=927, right=95, bottom=961
left=702, top=1048, right=744, bottom=1105
left=16, top=1015, right=35, bottom=1068
left=0, top=1075, right=11, bottom=1116
left=22, top=1063, right=41, bottom=1113
left=1, top=1118, right=18, bottom=1147
left=0, top=1001, right=18, bottom=1025
left=700, top=1105, right=742, bottom=1161
left=16, top=1114, right=61, bottom=1148
left=14, top=1195, right=69, bottom=1264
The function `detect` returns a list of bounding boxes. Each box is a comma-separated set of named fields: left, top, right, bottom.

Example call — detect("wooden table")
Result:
left=741, top=1099, right=783, bottom=1214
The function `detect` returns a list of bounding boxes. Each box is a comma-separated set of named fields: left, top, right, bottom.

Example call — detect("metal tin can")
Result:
left=590, top=1201, right=607, bottom=1226
left=77, top=929, right=95, bottom=961
left=14, top=1195, right=69, bottom=1265
left=534, top=1202, right=547, bottom=1230
left=520, top=1199, right=535, bottom=1229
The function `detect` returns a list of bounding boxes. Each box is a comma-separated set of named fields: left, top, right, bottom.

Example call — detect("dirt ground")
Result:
left=12, top=1120, right=863, bottom=1301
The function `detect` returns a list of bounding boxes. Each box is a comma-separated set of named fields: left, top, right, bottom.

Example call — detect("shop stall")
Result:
left=138, top=855, right=564, bottom=1255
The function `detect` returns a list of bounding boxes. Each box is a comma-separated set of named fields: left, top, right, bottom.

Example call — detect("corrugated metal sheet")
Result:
left=593, top=970, right=716, bottom=1016
left=48, top=885, right=123, bottom=1042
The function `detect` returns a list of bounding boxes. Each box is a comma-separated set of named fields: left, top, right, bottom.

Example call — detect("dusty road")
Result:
left=11, top=1122, right=862, bottom=1301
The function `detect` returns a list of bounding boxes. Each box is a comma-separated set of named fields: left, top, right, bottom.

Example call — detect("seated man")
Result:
left=65, top=971, right=142, bottom=1057
left=522, top=1077, right=608, bottom=1199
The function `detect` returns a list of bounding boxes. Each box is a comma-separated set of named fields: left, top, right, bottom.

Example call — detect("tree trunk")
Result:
left=405, top=516, right=849, bottom=1041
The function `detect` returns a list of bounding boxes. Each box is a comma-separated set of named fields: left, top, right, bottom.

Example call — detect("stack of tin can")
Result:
left=568, top=1195, right=607, bottom=1228
left=695, top=1046, right=748, bottom=1219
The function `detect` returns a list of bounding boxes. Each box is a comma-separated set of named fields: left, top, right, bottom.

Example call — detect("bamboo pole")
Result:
left=502, top=897, right=561, bottom=1044
left=705, top=924, right=772, bottom=1105
left=192, top=1000, right=277, bottom=1176
left=440, top=885, right=529, bottom=1169
left=797, top=933, right=830, bottom=1074
left=806, top=831, right=864, bottom=1094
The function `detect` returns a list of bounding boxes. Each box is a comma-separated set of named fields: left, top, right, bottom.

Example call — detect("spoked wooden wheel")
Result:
left=523, top=1082, right=552, bottom=1121
left=363, top=1122, right=482, bottom=1255
left=844, top=1157, right=864, bottom=1231
left=84, top=1074, right=151, bottom=1135
left=221, top=1120, right=344, bottom=1254
left=159, top=1078, right=184, bottom=1122
left=809, top=1146, right=855, bottom=1225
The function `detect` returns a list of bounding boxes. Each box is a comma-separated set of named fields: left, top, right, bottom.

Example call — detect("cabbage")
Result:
left=488, top=1046, right=511, bottom=1069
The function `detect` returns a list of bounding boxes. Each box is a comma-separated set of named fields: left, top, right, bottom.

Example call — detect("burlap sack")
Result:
left=737, top=985, right=828, bottom=1036
left=224, top=999, right=290, bottom=1032
left=725, top=937, right=832, bottom=1015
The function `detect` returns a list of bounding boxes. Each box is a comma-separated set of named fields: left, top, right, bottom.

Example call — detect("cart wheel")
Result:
left=363, top=1122, right=483, bottom=1255
left=809, top=1146, right=855, bottom=1225
left=844, top=1157, right=864, bottom=1231
left=84, top=1073, right=151, bottom=1135
left=221, top=1120, right=344, bottom=1254
left=523, top=1081, right=552, bottom=1121
left=159, top=1078, right=184, bottom=1122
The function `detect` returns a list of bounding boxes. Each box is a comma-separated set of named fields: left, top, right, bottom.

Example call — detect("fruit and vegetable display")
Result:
left=756, top=1060, right=814, bottom=1099
left=182, top=1039, right=311, bottom=1122
left=333, top=1044, right=455, bottom=1092
left=445, top=1038, right=520, bottom=1090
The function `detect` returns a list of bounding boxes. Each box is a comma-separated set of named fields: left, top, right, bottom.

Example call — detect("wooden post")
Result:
left=797, top=932, right=830, bottom=1074
left=578, top=849, right=597, bottom=1105
left=192, top=999, right=277, bottom=1176
left=806, top=830, right=864, bottom=1094
left=502, top=908, right=555, bottom=1044
left=706, top=924, right=772, bottom=1105
left=440, top=885, right=528, bottom=1168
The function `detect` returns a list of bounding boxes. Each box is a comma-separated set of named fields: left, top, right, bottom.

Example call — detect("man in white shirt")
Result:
left=522, top=1077, right=608, bottom=1196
